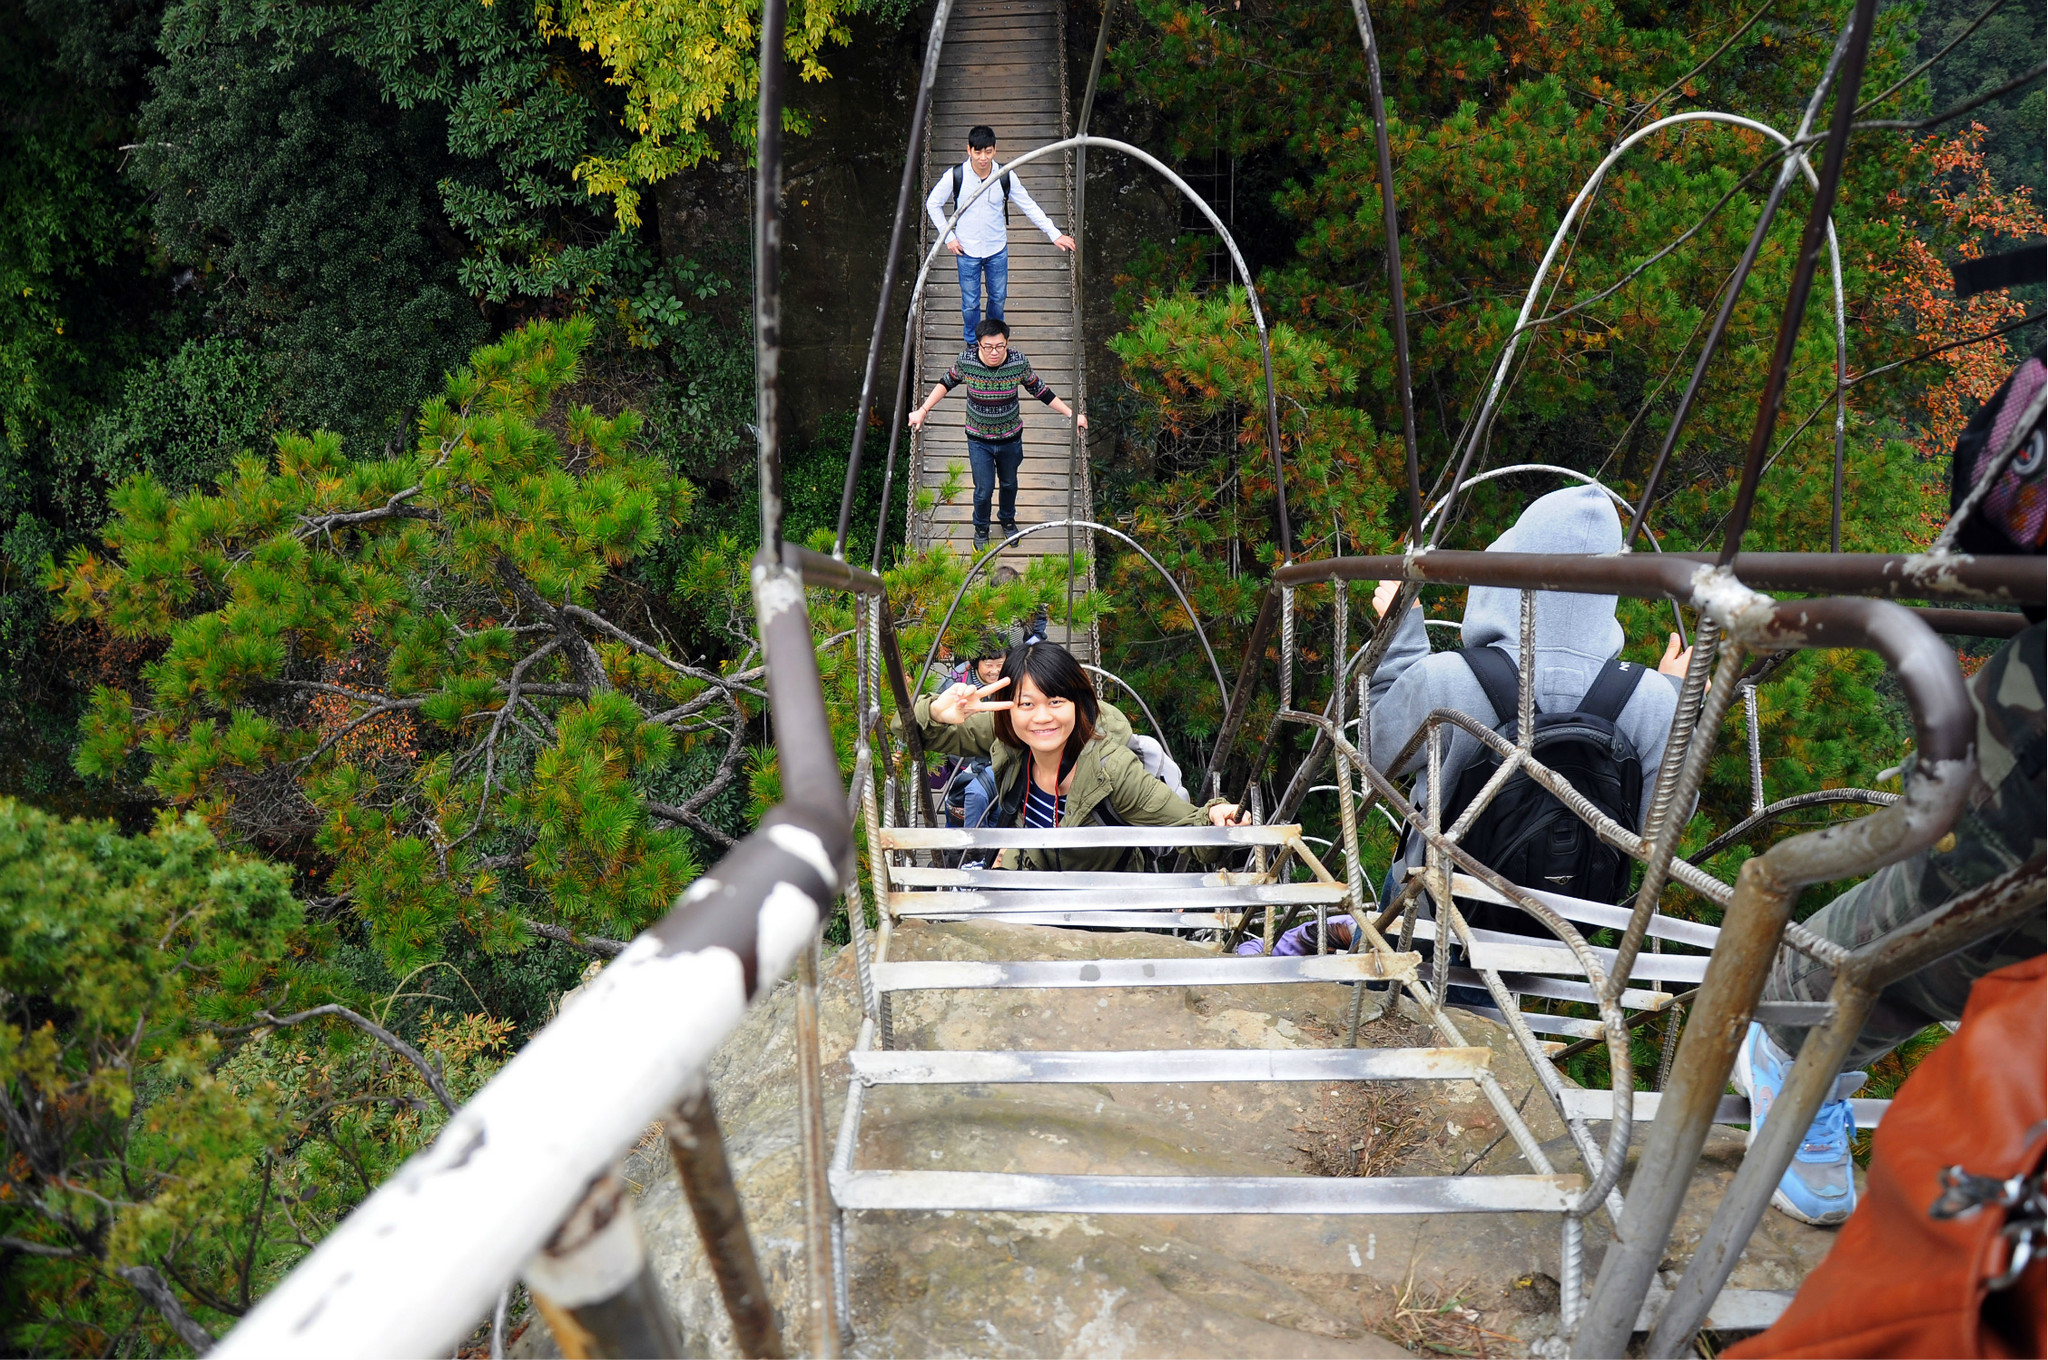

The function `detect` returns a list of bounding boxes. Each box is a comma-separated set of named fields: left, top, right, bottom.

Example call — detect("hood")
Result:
left=1460, top=485, right=1626, bottom=661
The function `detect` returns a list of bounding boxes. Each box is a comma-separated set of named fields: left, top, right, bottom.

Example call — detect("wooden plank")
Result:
left=914, top=0, right=1088, bottom=659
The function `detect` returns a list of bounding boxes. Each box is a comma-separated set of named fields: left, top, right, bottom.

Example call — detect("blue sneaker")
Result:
left=1732, top=1022, right=1858, bottom=1226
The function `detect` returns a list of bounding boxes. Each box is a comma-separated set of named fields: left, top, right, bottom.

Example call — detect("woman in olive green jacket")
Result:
left=914, top=641, right=1243, bottom=873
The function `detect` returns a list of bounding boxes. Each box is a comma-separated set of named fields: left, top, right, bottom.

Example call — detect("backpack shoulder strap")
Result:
left=950, top=162, right=964, bottom=202
left=1577, top=657, right=1646, bottom=722
left=1455, top=646, right=1524, bottom=726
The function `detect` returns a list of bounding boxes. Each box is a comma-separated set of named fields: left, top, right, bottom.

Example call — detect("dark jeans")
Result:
left=1763, top=624, right=2045, bottom=1069
left=957, top=248, right=1008, bottom=347
left=967, top=434, right=1023, bottom=535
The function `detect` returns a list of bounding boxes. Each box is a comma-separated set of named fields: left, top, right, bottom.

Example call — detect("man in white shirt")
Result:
left=925, top=124, right=1076, bottom=349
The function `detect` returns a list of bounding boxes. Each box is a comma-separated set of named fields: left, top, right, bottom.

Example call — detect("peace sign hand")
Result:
left=930, top=676, right=1014, bottom=725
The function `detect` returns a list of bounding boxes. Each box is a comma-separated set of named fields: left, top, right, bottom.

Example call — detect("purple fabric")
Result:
left=1236, top=915, right=1355, bottom=956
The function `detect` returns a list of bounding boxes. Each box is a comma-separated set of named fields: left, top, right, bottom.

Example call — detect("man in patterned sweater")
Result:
left=909, top=317, right=1085, bottom=550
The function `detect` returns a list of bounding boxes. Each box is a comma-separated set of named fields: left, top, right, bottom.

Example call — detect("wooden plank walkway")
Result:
left=912, top=0, right=1096, bottom=661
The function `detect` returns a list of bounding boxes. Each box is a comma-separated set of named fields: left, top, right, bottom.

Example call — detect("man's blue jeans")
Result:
left=957, top=247, right=1008, bottom=347
left=967, top=434, right=1023, bottom=535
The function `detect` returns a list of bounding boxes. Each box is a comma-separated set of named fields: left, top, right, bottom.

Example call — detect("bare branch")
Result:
left=647, top=800, right=737, bottom=848
left=293, top=697, right=430, bottom=769
left=294, top=486, right=430, bottom=543
left=114, top=1265, right=216, bottom=1353
left=1856, top=62, right=2044, bottom=130
left=0, top=1236, right=83, bottom=1259
left=493, top=556, right=610, bottom=695
left=560, top=605, right=731, bottom=688
left=248, top=1006, right=455, bottom=1115
left=524, top=920, right=628, bottom=958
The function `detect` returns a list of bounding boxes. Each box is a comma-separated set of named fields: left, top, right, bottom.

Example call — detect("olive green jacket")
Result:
left=909, top=695, right=1222, bottom=872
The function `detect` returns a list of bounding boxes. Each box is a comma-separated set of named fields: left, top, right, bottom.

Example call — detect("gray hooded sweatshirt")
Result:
left=1367, top=485, right=1684, bottom=883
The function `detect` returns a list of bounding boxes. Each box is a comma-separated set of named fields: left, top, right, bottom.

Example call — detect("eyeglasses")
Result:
left=978, top=338, right=1008, bottom=350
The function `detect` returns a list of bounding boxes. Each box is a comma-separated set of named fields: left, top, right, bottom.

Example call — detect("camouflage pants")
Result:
left=1762, top=623, right=2046, bottom=1070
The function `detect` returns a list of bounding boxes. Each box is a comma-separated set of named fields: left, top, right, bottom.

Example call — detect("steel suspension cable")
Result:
left=833, top=0, right=955, bottom=561
left=1719, top=0, right=1877, bottom=563
left=1622, top=20, right=1860, bottom=546
left=1346, top=0, right=1422, bottom=540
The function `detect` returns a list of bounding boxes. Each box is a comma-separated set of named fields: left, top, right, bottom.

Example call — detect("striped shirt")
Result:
left=941, top=350, right=1057, bottom=441
left=1022, top=782, right=1065, bottom=829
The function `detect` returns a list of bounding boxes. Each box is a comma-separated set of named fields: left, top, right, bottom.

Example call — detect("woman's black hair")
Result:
left=991, top=642, right=1098, bottom=762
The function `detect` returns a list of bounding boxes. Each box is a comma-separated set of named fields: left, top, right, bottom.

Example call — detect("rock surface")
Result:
left=521, top=919, right=1845, bottom=1357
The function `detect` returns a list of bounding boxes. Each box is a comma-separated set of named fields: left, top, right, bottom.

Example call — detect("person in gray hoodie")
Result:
left=1366, top=484, right=1695, bottom=908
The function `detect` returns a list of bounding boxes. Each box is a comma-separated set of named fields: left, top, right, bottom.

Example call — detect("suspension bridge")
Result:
left=208, top=0, right=2046, bottom=1354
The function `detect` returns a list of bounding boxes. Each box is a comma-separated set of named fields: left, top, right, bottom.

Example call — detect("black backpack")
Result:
left=949, top=162, right=1015, bottom=225
left=1419, top=647, right=1647, bottom=932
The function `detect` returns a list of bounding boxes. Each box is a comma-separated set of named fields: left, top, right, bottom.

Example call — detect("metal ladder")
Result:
left=830, top=822, right=1587, bottom=1232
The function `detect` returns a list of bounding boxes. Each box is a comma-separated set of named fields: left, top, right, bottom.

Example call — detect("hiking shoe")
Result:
left=973, top=530, right=990, bottom=551
left=1733, top=1021, right=1857, bottom=1226
left=999, top=521, right=1019, bottom=537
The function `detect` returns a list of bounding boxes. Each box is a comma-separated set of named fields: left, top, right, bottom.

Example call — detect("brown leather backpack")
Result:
left=1728, top=953, right=2045, bottom=1358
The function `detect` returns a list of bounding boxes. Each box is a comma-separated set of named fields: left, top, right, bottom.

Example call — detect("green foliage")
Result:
left=135, top=11, right=485, bottom=449
left=538, top=0, right=866, bottom=229
left=0, top=798, right=303, bottom=1352
left=0, top=0, right=165, bottom=454
left=0, top=802, right=526, bottom=1354
left=51, top=318, right=710, bottom=971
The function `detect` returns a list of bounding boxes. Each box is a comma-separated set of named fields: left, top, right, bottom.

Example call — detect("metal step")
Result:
left=1634, top=1287, right=1793, bottom=1333
left=890, top=884, right=1346, bottom=914
left=1446, top=873, right=1721, bottom=949
left=849, top=1046, right=1492, bottom=1086
left=1401, top=918, right=1709, bottom=983
left=830, top=1169, right=1584, bottom=1214
left=1557, top=1084, right=1889, bottom=1128
left=1450, top=970, right=1835, bottom=1028
left=872, top=951, right=1418, bottom=992
left=892, top=909, right=1240, bottom=930
left=880, top=824, right=1299, bottom=851
left=1450, top=967, right=1690, bottom=1013
left=888, top=867, right=1264, bottom=889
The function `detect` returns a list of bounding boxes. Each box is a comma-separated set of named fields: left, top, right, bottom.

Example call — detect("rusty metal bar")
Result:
left=1576, top=592, right=1975, bottom=1354
left=1718, top=0, right=1877, bottom=562
left=1692, top=787, right=1900, bottom=863
left=787, top=543, right=886, bottom=596
left=669, top=1084, right=786, bottom=1358
left=1207, top=585, right=1281, bottom=802
left=835, top=0, right=955, bottom=560
left=525, top=1176, right=691, bottom=1359
left=1647, top=855, right=2044, bottom=1353
left=795, top=934, right=841, bottom=1356
left=1271, top=550, right=2045, bottom=605
left=1909, top=605, right=2031, bottom=638
left=874, top=595, right=935, bottom=828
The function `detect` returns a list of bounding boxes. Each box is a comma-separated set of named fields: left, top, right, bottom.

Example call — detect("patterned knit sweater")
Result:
left=940, top=349, right=1057, bottom=440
